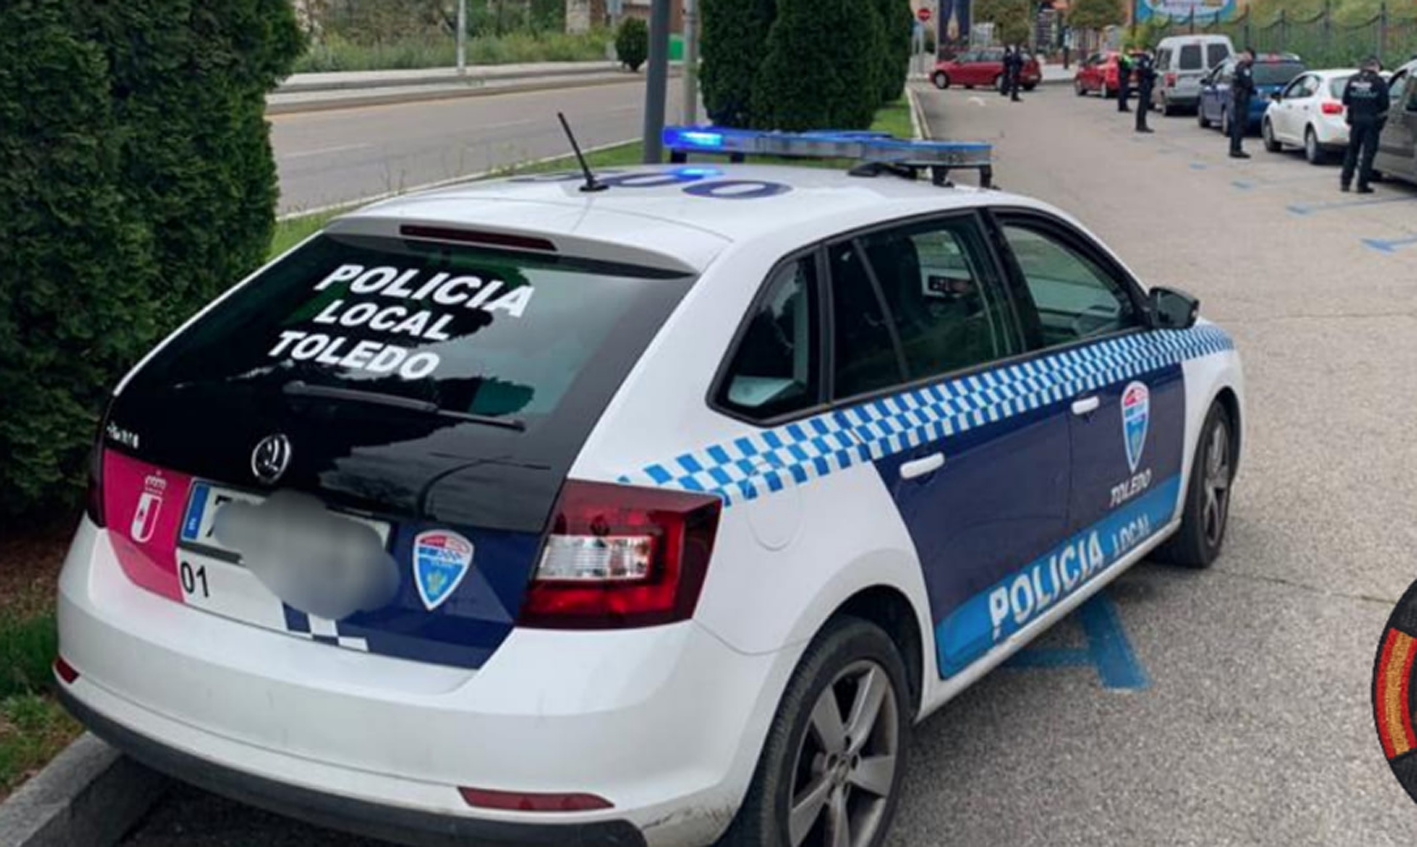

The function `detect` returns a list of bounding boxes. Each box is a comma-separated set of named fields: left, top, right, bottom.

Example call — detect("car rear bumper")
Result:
left=57, top=518, right=789, bottom=847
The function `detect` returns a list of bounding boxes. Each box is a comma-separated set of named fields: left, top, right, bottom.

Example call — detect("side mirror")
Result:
left=1149, top=287, right=1200, bottom=330
left=1270, top=91, right=1282, bottom=101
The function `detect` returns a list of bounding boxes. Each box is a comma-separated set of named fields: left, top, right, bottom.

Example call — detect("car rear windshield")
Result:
left=1330, top=76, right=1355, bottom=98
left=1256, top=63, right=1305, bottom=86
left=130, top=232, right=694, bottom=425
left=1179, top=44, right=1203, bottom=70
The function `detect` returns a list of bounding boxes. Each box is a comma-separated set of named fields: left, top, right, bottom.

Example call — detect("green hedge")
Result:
left=0, top=0, right=302, bottom=517
left=752, top=0, right=882, bottom=131
left=616, top=18, right=649, bottom=72
left=700, top=0, right=778, bottom=128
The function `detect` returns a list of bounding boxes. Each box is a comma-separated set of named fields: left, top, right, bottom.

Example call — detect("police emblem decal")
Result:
left=130, top=474, right=167, bottom=543
left=1121, top=382, right=1150, bottom=474
left=413, top=530, right=474, bottom=611
left=251, top=434, right=292, bottom=485
left=1372, top=578, right=1417, bottom=805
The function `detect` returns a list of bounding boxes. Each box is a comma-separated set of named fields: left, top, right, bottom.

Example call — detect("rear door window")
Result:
left=829, top=243, right=905, bottom=399
left=131, top=233, right=692, bottom=426
left=1255, top=63, right=1305, bottom=86
left=716, top=257, right=820, bottom=420
left=1206, top=43, right=1230, bottom=68
left=1179, top=44, right=1203, bottom=71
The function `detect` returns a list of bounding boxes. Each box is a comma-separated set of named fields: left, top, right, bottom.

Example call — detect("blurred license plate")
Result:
left=174, top=482, right=390, bottom=631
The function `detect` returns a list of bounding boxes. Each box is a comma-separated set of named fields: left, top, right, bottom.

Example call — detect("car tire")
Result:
left=1162, top=96, right=1176, bottom=116
left=1304, top=127, right=1324, bottom=164
left=994, top=74, right=1006, bottom=93
left=717, top=616, right=912, bottom=847
left=1262, top=119, right=1282, bottom=153
left=1075, top=79, right=1086, bottom=96
left=1198, top=106, right=1211, bottom=129
left=1219, top=107, right=1231, bottom=137
left=932, top=71, right=950, bottom=90
left=1154, top=402, right=1235, bottom=569
left=1023, top=83, right=1037, bottom=92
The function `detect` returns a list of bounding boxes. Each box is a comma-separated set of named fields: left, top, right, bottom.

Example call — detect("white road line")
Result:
left=282, top=143, right=374, bottom=161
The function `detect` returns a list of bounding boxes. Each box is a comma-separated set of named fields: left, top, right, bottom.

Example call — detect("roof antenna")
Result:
left=557, top=112, right=608, bottom=193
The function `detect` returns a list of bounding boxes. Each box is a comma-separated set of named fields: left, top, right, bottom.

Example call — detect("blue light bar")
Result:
left=662, top=126, right=992, bottom=170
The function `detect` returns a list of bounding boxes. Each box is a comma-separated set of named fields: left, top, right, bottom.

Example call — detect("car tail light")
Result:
left=518, top=481, right=722, bottom=629
left=54, top=656, right=79, bottom=684
left=1165, top=73, right=1177, bottom=87
left=458, top=787, right=613, bottom=812
left=1322, top=102, right=1344, bottom=115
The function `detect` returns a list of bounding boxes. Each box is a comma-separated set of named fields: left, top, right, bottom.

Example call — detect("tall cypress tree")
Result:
left=700, top=0, right=778, bottom=127
left=752, top=0, right=881, bottom=131
left=877, top=0, right=913, bottom=104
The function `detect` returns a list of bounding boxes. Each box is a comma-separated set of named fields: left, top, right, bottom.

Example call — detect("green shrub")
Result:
left=0, top=0, right=302, bottom=517
left=616, top=18, right=649, bottom=72
left=292, top=30, right=612, bottom=73
left=700, top=0, right=778, bottom=127
left=876, top=0, right=913, bottom=104
left=752, top=0, right=881, bottom=131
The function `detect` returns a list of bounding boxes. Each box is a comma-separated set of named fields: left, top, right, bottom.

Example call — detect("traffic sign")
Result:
left=917, top=7, right=932, bottom=22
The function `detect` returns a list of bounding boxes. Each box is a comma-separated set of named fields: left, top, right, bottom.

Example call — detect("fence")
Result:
left=1131, top=2, right=1417, bottom=69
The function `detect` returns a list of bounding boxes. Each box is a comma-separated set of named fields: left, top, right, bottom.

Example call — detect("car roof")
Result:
left=331, top=164, right=1045, bottom=274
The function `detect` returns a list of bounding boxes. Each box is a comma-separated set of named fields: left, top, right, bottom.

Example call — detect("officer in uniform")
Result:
left=1229, top=49, right=1256, bottom=158
left=1000, top=46, right=1014, bottom=97
left=1007, top=45, right=1025, bottom=102
left=1135, top=50, right=1157, bottom=133
left=1341, top=56, right=1390, bottom=193
left=1117, top=50, right=1133, bottom=113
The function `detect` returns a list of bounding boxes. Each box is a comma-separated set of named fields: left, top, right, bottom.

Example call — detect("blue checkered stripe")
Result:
left=625, top=325, right=1234, bottom=508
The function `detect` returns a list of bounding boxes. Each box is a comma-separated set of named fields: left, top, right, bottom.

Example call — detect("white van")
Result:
left=1152, top=34, right=1235, bottom=114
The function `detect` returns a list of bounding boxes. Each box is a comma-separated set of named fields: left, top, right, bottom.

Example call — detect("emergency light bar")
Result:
left=662, top=126, right=995, bottom=187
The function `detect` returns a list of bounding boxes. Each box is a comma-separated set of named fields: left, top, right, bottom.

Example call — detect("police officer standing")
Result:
left=1006, top=44, right=1025, bottom=102
left=1341, top=56, right=1390, bottom=193
left=1000, top=45, right=1014, bottom=97
left=1229, top=48, right=1256, bottom=158
left=1117, top=49, right=1133, bottom=113
left=1135, top=50, right=1157, bottom=133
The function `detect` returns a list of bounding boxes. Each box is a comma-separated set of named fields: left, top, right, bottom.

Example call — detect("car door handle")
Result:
left=900, top=452, right=945, bottom=480
left=1071, top=396, right=1101, bottom=416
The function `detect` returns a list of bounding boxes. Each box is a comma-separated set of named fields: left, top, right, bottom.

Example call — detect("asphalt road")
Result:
left=271, top=79, right=684, bottom=213
left=124, top=83, right=1417, bottom=845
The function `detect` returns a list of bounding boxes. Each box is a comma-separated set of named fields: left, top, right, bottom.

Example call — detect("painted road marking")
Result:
left=1004, top=592, right=1149, bottom=690
left=1288, top=195, right=1417, bottom=216
left=282, top=143, right=374, bottom=161
left=1362, top=235, right=1417, bottom=253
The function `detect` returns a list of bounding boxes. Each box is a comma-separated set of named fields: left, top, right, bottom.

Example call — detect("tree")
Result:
left=700, top=0, right=778, bottom=127
left=974, top=0, right=1033, bottom=45
left=1069, top=0, right=1124, bottom=32
left=876, top=0, right=914, bottom=104
left=752, top=0, right=881, bottom=130
left=615, top=17, right=648, bottom=71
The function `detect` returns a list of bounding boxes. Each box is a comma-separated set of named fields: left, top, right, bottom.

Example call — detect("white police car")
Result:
left=56, top=129, right=1243, bottom=847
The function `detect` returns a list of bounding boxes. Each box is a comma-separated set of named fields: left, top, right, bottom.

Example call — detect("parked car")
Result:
left=1375, top=59, right=1417, bottom=184
left=1261, top=69, right=1359, bottom=163
left=933, top=48, right=1041, bottom=92
left=1152, top=34, right=1235, bottom=114
left=1073, top=50, right=1144, bottom=98
left=1198, top=53, right=1306, bottom=136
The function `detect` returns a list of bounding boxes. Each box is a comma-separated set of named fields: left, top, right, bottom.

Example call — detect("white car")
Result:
left=1263, top=68, right=1359, bottom=163
left=56, top=131, right=1245, bottom=847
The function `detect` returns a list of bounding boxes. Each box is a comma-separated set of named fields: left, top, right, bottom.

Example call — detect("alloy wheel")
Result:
left=787, top=660, right=900, bottom=847
left=1202, top=419, right=1232, bottom=548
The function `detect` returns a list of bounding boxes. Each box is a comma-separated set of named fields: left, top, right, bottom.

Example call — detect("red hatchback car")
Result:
left=932, top=47, right=1041, bottom=92
left=1073, top=50, right=1144, bottom=98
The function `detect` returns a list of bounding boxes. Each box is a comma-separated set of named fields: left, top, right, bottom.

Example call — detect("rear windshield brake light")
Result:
left=518, top=481, right=722, bottom=629
left=400, top=225, right=556, bottom=253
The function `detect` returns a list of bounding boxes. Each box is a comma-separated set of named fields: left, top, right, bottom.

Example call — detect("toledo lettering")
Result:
left=267, top=263, right=535, bottom=379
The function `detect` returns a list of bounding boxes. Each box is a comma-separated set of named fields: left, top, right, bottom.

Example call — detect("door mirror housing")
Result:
left=1148, top=287, right=1200, bottom=330
left=1270, top=91, right=1283, bottom=101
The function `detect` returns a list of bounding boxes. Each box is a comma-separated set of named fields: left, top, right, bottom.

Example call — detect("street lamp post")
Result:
left=682, top=0, right=699, bottom=125
left=457, top=0, right=467, bottom=75
left=642, top=0, right=672, bottom=163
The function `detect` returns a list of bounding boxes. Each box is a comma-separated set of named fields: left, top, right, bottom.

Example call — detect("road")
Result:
left=125, top=83, right=1417, bottom=845
left=271, top=80, right=684, bottom=213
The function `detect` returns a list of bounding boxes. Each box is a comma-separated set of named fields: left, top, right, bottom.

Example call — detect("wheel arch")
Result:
left=831, top=586, right=926, bottom=718
left=1211, top=384, right=1243, bottom=477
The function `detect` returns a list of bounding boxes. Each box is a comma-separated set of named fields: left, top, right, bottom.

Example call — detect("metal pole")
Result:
left=457, top=0, right=467, bottom=74
left=1379, top=1, right=1388, bottom=65
left=682, top=0, right=699, bottom=125
left=642, top=0, right=671, bottom=163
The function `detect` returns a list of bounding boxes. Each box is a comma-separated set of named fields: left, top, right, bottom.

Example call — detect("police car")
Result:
left=56, top=129, right=1244, bottom=847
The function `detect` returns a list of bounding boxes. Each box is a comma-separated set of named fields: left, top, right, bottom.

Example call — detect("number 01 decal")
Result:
left=180, top=560, right=210, bottom=599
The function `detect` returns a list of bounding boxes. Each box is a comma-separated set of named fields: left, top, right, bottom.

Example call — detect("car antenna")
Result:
left=557, top=112, right=608, bottom=193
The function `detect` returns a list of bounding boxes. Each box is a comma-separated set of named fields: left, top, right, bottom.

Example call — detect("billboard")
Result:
left=937, top=0, right=972, bottom=43
left=1136, top=0, right=1237, bottom=22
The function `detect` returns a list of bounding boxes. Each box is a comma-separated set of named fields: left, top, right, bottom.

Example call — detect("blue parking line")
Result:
left=1232, top=180, right=1255, bottom=189
left=1003, top=592, right=1150, bottom=690
left=1362, top=235, right=1417, bottom=253
left=1288, top=195, right=1417, bottom=216
left=1189, top=162, right=1208, bottom=170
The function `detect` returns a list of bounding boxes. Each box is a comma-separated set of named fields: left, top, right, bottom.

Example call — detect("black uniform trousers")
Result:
left=1229, top=97, right=1250, bottom=153
left=1342, top=122, right=1382, bottom=188
left=1136, top=84, right=1153, bottom=130
left=1118, top=77, right=1131, bottom=112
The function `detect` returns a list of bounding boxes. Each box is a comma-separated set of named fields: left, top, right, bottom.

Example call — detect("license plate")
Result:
left=175, top=482, right=391, bottom=635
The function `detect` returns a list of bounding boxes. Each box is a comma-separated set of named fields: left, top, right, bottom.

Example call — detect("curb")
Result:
left=907, top=85, right=931, bottom=140
left=268, top=68, right=681, bottom=116
left=0, top=733, right=168, bottom=847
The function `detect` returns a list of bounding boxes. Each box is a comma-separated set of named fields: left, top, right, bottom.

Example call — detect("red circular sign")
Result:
left=917, top=7, right=932, bottom=22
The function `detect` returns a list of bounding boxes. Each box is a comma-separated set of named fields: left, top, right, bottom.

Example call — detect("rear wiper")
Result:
left=282, top=381, right=527, bottom=432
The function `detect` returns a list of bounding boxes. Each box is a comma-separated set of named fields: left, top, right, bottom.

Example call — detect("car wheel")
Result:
left=994, top=74, right=1006, bottom=93
left=1154, top=402, right=1235, bottom=569
left=1219, top=108, right=1230, bottom=137
left=1304, top=127, right=1323, bottom=164
left=718, top=617, right=911, bottom=847
left=1262, top=119, right=1282, bottom=153
left=1197, top=106, right=1211, bottom=129
left=1162, top=95, right=1176, bottom=116
left=932, top=71, right=950, bottom=90
left=1023, top=83, right=1037, bottom=92
left=1075, top=79, right=1086, bottom=96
